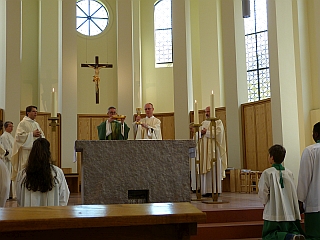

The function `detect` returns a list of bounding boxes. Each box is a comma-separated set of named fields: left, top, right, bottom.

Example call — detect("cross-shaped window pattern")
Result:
left=244, top=0, right=270, bottom=102
left=76, top=0, right=109, bottom=36
left=154, top=0, right=172, bottom=64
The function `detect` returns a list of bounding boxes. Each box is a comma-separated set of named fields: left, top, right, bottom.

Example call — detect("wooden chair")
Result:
left=249, top=171, right=262, bottom=193
left=239, top=169, right=251, bottom=193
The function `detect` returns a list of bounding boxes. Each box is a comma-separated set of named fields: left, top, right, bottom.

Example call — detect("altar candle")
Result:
left=194, top=100, right=199, bottom=124
left=51, top=88, right=57, bottom=117
left=210, top=90, right=215, bottom=118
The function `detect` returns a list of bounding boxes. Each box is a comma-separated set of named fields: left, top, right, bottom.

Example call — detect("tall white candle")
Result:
left=51, top=88, right=57, bottom=117
left=194, top=100, right=199, bottom=124
left=210, top=90, right=215, bottom=118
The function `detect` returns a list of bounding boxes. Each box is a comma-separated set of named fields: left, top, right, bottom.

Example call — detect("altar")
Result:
left=75, top=140, right=195, bottom=204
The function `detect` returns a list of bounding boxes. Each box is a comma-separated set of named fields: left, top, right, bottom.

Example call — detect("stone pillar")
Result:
left=220, top=0, right=248, bottom=169
left=132, top=0, right=142, bottom=112
left=268, top=0, right=301, bottom=179
left=4, top=0, right=21, bottom=134
left=117, top=0, right=134, bottom=140
left=172, top=0, right=192, bottom=139
left=59, top=0, right=77, bottom=171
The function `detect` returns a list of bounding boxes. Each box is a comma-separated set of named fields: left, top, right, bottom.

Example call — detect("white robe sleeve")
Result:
left=0, top=160, right=10, bottom=207
left=57, top=167, right=70, bottom=206
left=297, top=147, right=313, bottom=203
left=258, top=171, right=269, bottom=205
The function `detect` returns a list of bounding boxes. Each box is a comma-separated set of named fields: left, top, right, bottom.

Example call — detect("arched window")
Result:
left=244, top=0, right=270, bottom=102
left=76, top=0, right=109, bottom=36
left=154, top=0, right=172, bottom=64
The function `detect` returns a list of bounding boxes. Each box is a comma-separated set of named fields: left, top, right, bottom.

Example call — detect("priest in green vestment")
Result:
left=97, top=106, right=130, bottom=140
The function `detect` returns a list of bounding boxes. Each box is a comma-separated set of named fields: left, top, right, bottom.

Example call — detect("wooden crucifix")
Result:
left=81, top=56, right=113, bottom=104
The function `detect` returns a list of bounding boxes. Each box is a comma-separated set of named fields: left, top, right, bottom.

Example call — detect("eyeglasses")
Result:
left=145, top=108, right=152, bottom=110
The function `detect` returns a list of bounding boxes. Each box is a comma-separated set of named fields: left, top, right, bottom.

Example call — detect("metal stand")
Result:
left=191, top=123, right=204, bottom=201
left=202, top=117, right=228, bottom=204
left=48, top=117, right=59, bottom=132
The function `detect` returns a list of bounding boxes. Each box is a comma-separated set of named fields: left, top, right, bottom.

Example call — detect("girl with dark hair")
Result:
left=16, top=138, right=69, bottom=206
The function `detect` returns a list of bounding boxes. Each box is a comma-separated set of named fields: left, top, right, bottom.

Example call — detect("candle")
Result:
left=51, top=88, right=57, bottom=117
left=194, top=100, right=199, bottom=124
left=210, top=90, right=215, bottom=118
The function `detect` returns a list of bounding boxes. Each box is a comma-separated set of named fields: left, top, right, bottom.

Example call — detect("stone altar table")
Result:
left=75, top=140, right=195, bottom=204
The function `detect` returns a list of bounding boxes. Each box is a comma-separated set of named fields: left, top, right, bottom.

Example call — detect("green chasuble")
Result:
left=97, top=121, right=130, bottom=140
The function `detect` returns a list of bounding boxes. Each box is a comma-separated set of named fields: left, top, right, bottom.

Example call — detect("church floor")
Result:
left=5, top=192, right=264, bottom=210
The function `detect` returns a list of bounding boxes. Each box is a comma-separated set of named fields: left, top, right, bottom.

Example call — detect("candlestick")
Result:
left=194, top=100, right=199, bottom=124
left=210, top=91, right=215, bottom=118
left=51, top=88, right=57, bottom=117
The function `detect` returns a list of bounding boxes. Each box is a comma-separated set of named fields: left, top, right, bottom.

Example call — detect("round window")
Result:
left=76, top=0, right=109, bottom=36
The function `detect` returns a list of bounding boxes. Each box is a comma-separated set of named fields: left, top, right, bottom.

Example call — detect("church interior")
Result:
left=1, top=0, right=320, bottom=239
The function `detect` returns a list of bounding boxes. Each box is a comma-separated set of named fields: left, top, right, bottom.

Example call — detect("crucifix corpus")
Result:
left=81, top=56, right=113, bottom=104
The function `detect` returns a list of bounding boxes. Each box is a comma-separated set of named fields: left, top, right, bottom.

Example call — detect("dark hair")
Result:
left=22, top=138, right=58, bottom=192
left=268, top=144, right=286, bottom=164
left=4, top=121, right=13, bottom=129
left=108, top=106, right=116, bottom=111
left=26, top=106, right=37, bottom=116
left=313, top=122, right=320, bottom=135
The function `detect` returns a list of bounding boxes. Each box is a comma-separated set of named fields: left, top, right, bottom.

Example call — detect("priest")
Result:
left=97, top=106, right=130, bottom=140
left=11, top=106, right=45, bottom=198
left=133, top=103, right=162, bottom=140
left=0, top=121, right=14, bottom=198
left=198, top=106, right=227, bottom=197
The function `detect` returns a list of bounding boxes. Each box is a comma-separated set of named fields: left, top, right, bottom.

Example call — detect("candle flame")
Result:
left=195, top=100, right=197, bottom=103
left=212, top=90, right=214, bottom=94
left=53, top=88, right=55, bottom=92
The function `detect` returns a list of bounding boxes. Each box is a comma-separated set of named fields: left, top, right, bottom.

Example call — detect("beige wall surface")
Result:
left=77, top=0, right=118, bottom=114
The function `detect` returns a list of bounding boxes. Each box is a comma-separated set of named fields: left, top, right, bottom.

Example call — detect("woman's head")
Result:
left=28, top=138, right=52, bottom=165
left=23, top=138, right=57, bottom=192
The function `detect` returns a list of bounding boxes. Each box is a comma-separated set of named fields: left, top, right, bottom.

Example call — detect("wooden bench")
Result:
left=0, top=202, right=206, bottom=239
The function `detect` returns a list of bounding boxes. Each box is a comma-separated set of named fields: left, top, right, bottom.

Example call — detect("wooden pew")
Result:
left=0, top=202, right=206, bottom=239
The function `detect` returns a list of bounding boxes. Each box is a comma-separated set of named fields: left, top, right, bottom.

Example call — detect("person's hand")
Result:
left=108, top=116, right=115, bottom=122
left=201, top=128, right=207, bottom=136
left=141, top=123, right=148, bottom=129
left=121, top=116, right=126, bottom=123
left=33, top=129, right=41, bottom=137
left=298, top=201, right=305, bottom=214
left=136, top=115, right=141, bottom=122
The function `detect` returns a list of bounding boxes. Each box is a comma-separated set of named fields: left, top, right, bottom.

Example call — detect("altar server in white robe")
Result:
left=16, top=138, right=69, bottom=207
left=134, top=103, right=162, bottom=140
left=0, top=145, right=10, bottom=207
left=259, top=144, right=304, bottom=240
left=198, top=106, right=227, bottom=196
left=11, top=106, right=45, bottom=198
left=297, top=122, right=320, bottom=239
left=0, top=121, right=14, bottom=194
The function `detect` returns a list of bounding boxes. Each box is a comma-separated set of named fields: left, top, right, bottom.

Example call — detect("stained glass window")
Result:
left=154, top=0, right=172, bottom=64
left=76, top=0, right=109, bottom=36
left=244, top=0, right=270, bottom=102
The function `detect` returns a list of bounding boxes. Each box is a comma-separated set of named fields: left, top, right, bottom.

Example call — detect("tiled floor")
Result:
left=5, top=192, right=264, bottom=211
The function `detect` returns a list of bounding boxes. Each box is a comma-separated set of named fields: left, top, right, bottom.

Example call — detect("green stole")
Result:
left=272, top=163, right=285, bottom=188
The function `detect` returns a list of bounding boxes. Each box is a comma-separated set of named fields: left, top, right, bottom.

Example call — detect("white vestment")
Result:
left=134, top=116, right=162, bottom=140
left=11, top=116, right=45, bottom=198
left=258, top=167, right=301, bottom=221
left=297, top=143, right=320, bottom=213
left=191, top=120, right=227, bottom=194
left=0, top=131, right=14, bottom=176
left=16, top=165, right=70, bottom=207
left=0, top=159, right=10, bottom=207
